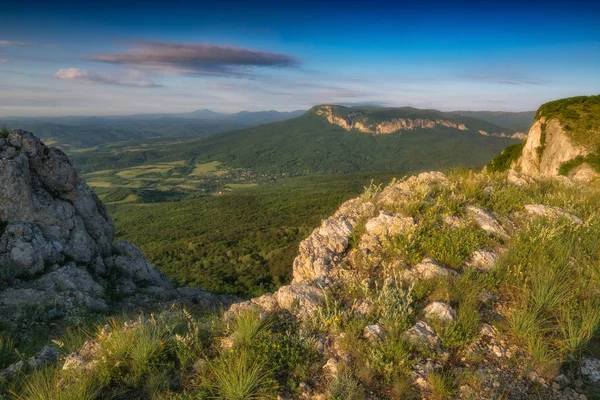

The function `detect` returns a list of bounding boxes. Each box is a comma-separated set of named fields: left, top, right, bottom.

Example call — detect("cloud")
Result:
left=467, top=73, right=544, bottom=85
left=90, top=40, right=300, bottom=77
left=0, top=59, right=6, bottom=63
left=54, top=68, right=160, bottom=88
left=0, top=40, right=36, bottom=47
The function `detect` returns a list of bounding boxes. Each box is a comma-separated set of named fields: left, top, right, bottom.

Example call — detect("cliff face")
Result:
left=0, top=130, right=225, bottom=323
left=516, top=117, right=591, bottom=176
left=314, top=105, right=469, bottom=134
left=354, top=118, right=468, bottom=134
left=510, top=96, right=600, bottom=182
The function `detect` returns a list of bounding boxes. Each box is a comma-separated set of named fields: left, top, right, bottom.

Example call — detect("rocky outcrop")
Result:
left=513, top=116, right=598, bottom=182
left=0, top=130, right=227, bottom=324
left=314, top=106, right=362, bottom=129
left=516, top=117, right=590, bottom=176
left=479, top=130, right=527, bottom=140
left=222, top=169, right=599, bottom=399
left=314, top=105, right=470, bottom=135
left=354, top=118, right=468, bottom=134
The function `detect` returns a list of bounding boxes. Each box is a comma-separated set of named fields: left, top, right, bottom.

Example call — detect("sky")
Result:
left=0, top=0, right=599, bottom=116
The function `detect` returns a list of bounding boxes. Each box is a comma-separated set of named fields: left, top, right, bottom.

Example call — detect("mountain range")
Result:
left=69, top=105, right=522, bottom=176
left=1, top=107, right=532, bottom=150
left=0, top=109, right=306, bottom=148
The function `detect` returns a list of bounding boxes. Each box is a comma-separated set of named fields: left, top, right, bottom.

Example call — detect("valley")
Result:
left=56, top=106, right=526, bottom=296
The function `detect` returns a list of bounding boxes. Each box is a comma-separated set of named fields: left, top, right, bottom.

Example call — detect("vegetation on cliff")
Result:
left=535, top=95, right=600, bottom=151
left=485, top=142, right=526, bottom=173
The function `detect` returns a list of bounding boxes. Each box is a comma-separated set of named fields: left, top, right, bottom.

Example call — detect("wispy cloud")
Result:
left=90, top=40, right=300, bottom=77
left=54, top=68, right=161, bottom=88
left=0, top=40, right=36, bottom=47
left=467, top=73, right=544, bottom=85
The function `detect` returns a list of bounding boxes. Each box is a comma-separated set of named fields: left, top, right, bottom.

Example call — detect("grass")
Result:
left=421, top=225, right=488, bottom=270
left=535, top=95, right=600, bottom=151
left=115, top=161, right=186, bottom=179
left=209, top=352, right=277, bottom=400
left=427, top=372, right=458, bottom=400
left=191, top=160, right=224, bottom=176
left=13, top=366, right=98, bottom=400
left=497, top=215, right=600, bottom=373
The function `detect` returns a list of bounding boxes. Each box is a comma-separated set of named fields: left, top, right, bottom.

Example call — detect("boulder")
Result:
left=404, top=321, right=442, bottom=350
left=423, top=302, right=456, bottom=322
left=401, top=258, right=456, bottom=281
left=523, top=204, right=582, bottom=224
left=276, top=283, right=325, bottom=315
left=466, top=206, right=509, bottom=240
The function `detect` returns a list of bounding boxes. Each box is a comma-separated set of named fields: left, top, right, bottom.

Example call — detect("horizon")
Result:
left=0, top=104, right=541, bottom=120
left=1, top=0, right=599, bottom=117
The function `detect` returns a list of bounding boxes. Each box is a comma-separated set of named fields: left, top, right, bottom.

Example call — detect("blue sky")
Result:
left=0, top=0, right=598, bottom=116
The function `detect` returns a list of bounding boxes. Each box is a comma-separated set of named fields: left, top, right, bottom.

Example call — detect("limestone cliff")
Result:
left=314, top=105, right=470, bottom=134
left=516, top=117, right=591, bottom=176
left=512, top=96, right=600, bottom=182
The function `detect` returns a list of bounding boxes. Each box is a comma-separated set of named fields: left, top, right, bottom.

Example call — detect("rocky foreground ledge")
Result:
left=0, top=130, right=232, bottom=328
left=224, top=171, right=600, bottom=399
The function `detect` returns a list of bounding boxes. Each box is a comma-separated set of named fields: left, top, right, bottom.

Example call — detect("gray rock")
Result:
left=401, top=258, right=457, bottom=281
left=523, top=204, right=582, bottom=224
left=276, top=283, right=324, bottom=315
left=424, top=302, right=456, bottom=322
left=107, top=241, right=172, bottom=289
left=1, top=345, right=59, bottom=378
left=292, top=216, right=354, bottom=285
left=363, top=324, right=385, bottom=341
left=466, top=249, right=502, bottom=271
left=404, top=321, right=442, bottom=350
left=466, top=206, right=509, bottom=240
left=364, top=211, right=415, bottom=238
left=580, top=357, right=600, bottom=384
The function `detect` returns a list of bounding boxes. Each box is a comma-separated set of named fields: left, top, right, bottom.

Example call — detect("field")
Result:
left=109, top=171, right=403, bottom=296
left=84, top=158, right=271, bottom=203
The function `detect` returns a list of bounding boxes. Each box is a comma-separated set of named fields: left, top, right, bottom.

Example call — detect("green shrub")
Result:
left=558, top=153, right=600, bottom=176
left=209, top=351, right=277, bottom=400
left=486, top=142, right=525, bottom=173
left=13, top=367, right=98, bottom=400
left=328, top=373, right=366, bottom=400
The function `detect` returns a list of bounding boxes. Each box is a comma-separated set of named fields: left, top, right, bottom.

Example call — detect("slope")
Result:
left=70, top=110, right=519, bottom=175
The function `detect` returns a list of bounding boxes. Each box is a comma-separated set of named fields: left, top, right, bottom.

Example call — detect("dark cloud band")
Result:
left=91, top=40, right=300, bottom=76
